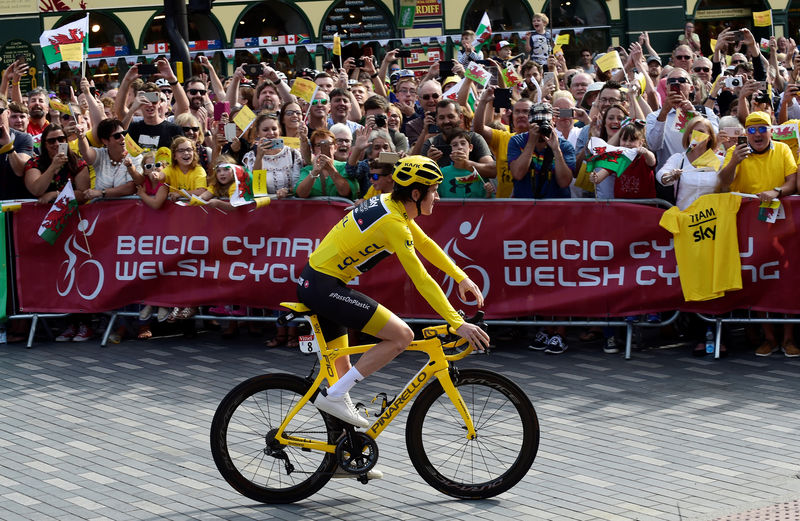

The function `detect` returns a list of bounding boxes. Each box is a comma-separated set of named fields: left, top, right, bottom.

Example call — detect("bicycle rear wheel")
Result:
left=406, top=368, right=538, bottom=499
left=210, top=373, right=336, bottom=503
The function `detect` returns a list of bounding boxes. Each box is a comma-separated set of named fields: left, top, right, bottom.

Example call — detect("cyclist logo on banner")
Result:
left=56, top=215, right=104, bottom=301
left=441, top=215, right=490, bottom=305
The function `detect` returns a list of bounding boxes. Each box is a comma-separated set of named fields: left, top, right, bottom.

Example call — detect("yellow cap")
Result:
left=443, top=76, right=460, bottom=86
left=745, top=111, right=771, bottom=127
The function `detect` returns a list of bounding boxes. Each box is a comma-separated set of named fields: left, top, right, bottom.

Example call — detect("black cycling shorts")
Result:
left=296, top=263, right=391, bottom=341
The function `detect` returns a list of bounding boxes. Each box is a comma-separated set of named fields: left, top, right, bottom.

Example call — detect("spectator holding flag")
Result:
left=437, top=129, right=493, bottom=199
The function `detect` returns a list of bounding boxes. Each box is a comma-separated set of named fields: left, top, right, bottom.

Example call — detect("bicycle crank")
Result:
left=335, top=431, right=378, bottom=475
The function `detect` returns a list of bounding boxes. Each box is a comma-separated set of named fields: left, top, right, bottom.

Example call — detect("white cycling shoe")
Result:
left=332, top=466, right=384, bottom=479
left=314, top=389, right=370, bottom=428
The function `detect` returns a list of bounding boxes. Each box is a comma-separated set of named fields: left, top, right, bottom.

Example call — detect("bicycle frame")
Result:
left=274, top=304, right=477, bottom=453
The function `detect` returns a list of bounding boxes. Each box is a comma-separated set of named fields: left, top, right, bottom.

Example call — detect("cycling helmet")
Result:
left=392, top=155, right=443, bottom=187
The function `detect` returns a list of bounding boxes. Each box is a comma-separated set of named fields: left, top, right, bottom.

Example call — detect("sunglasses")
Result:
left=143, top=162, right=163, bottom=170
left=182, top=126, right=200, bottom=133
left=675, top=55, right=692, bottom=60
left=421, top=93, right=440, bottom=100
left=60, top=113, right=73, bottom=120
left=160, top=89, right=173, bottom=95
left=731, top=60, right=745, bottom=64
left=187, top=89, right=207, bottom=96
left=746, top=126, right=769, bottom=134
left=370, top=173, right=391, bottom=180
left=283, top=109, right=302, bottom=117
left=667, top=77, right=690, bottom=85
left=311, top=99, right=328, bottom=105
left=111, top=131, right=126, bottom=140
left=693, top=67, right=710, bottom=73
left=45, top=135, right=67, bottom=144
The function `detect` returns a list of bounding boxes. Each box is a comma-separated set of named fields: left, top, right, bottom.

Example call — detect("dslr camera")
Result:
left=529, top=102, right=554, bottom=137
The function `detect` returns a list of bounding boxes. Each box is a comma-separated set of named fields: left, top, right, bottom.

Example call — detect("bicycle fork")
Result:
left=433, top=367, right=477, bottom=440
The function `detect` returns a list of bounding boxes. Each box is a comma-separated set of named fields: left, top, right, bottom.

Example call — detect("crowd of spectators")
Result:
left=1, top=15, right=798, bottom=357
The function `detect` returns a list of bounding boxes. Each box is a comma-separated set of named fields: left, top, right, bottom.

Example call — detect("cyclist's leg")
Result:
left=353, top=310, right=413, bottom=377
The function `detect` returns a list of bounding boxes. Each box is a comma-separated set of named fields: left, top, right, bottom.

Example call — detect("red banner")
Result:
left=11, top=198, right=800, bottom=318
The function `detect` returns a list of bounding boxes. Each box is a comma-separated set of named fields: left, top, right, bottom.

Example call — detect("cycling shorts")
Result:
left=296, top=263, right=391, bottom=341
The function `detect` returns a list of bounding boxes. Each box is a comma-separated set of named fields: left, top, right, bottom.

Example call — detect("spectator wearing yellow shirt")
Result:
left=718, top=111, right=797, bottom=201
left=473, top=86, right=531, bottom=198
left=718, top=110, right=799, bottom=357
left=164, top=136, right=207, bottom=200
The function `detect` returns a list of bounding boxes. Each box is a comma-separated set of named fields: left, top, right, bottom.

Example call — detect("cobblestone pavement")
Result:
left=2, top=325, right=800, bottom=521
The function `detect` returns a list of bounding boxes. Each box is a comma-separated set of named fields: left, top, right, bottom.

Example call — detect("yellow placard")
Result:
left=59, top=42, right=83, bottom=62
left=290, top=77, right=318, bottom=103
left=753, top=10, right=772, bottom=27
left=254, top=196, right=271, bottom=208
left=252, top=169, right=268, bottom=197
left=555, top=33, right=570, bottom=46
left=691, top=148, right=721, bottom=170
left=49, top=98, right=71, bottom=115
left=233, top=104, right=256, bottom=132
left=691, top=130, right=709, bottom=145
left=595, top=51, right=623, bottom=72
left=283, top=136, right=301, bottom=149
left=553, top=44, right=563, bottom=55
left=124, top=134, right=144, bottom=157
left=710, top=38, right=717, bottom=51
left=176, top=61, right=183, bottom=84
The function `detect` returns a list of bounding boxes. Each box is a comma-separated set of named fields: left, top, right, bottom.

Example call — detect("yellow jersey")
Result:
left=310, top=193, right=468, bottom=329
left=659, top=193, right=742, bottom=301
left=164, top=165, right=207, bottom=192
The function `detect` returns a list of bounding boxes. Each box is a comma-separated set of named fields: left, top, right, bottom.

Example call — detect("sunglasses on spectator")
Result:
left=160, top=89, right=173, bottom=95
left=46, top=135, right=67, bottom=144
left=746, top=126, right=769, bottom=134
left=283, top=109, right=302, bottom=117
left=182, top=126, right=200, bottom=133
left=311, top=99, right=328, bottom=105
left=731, top=60, right=745, bottom=65
left=143, top=162, right=163, bottom=170
left=60, top=113, right=73, bottom=120
left=667, top=77, right=690, bottom=85
left=674, top=55, right=692, bottom=60
left=370, top=172, right=392, bottom=180
left=187, top=89, right=207, bottom=96
left=693, top=67, right=710, bottom=72
left=111, top=131, right=126, bottom=140
left=421, top=93, right=440, bottom=100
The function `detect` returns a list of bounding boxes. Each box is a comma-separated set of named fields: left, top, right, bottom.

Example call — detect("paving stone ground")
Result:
left=2, top=323, right=800, bottom=521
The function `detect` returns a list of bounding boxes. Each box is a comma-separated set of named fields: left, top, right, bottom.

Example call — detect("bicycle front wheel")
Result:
left=406, top=368, right=539, bottom=499
left=210, top=373, right=337, bottom=504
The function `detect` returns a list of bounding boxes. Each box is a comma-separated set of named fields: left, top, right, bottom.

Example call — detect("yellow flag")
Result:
left=690, top=148, right=722, bottom=170
left=753, top=10, right=772, bottom=27
left=59, top=42, right=83, bottom=62
left=689, top=130, right=709, bottom=149
left=333, top=33, right=341, bottom=56
left=233, top=104, right=256, bottom=132
left=290, top=77, right=318, bottom=103
left=283, top=136, right=301, bottom=149
left=0, top=142, right=14, bottom=155
left=710, top=38, right=717, bottom=51
left=189, top=195, right=207, bottom=206
left=124, top=134, right=144, bottom=156
left=252, top=169, right=268, bottom=196
left=176, top=61, right=184, bottom=84
left=553, top=44, right=563, bottom=55
left=1, top=202, right=21, bottom=212
left=254, top=196, right=271, bottom=208
left=595, top=51, right=623, bottom=72
left=555, top=33, right=570, bottom=46
left=49, top=98, right=71, bottom=115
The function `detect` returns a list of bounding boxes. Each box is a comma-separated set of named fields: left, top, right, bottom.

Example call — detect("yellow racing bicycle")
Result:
left=210, top=303, right=539, bottom=503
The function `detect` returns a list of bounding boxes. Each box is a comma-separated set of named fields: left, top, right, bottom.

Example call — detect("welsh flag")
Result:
left=474, top=12, right=492, bottom=51
left=585, top=137, right=638, bottom=178
left=772, top=122, right=798, bottom=141
left=672, top=108, right=697, bottom=133
left=455, top=170, right=482, bottom=184
left=39, top=15, right=89, bottom=66
left=38, top=183, right=78, bottom=245
left=229, top=164, right=272, bottom=208
left=502, top=64, right=523, bottom=87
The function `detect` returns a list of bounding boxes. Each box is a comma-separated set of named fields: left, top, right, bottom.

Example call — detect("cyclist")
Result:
left=298, top=155, right=490, bottom=428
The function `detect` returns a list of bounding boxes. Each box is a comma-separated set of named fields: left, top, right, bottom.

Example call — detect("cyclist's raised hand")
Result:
left=455, top=322, right=490, bottom=352
left=458, top=277, right=484, bottom=308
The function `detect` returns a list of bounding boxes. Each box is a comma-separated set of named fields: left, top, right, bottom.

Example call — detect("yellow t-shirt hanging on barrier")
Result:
left=659, top=193, right=743, bottom=301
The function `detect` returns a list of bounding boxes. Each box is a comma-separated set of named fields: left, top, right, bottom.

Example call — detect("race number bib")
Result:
left=298, top=334, right=320, bottom=354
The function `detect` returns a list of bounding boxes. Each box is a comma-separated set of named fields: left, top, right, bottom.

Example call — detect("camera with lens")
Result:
left=529, top=102, right=554, bottom=137
left=724, top=75, right=743, bottom=89
left=374, top=114, right=387, bottom=127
